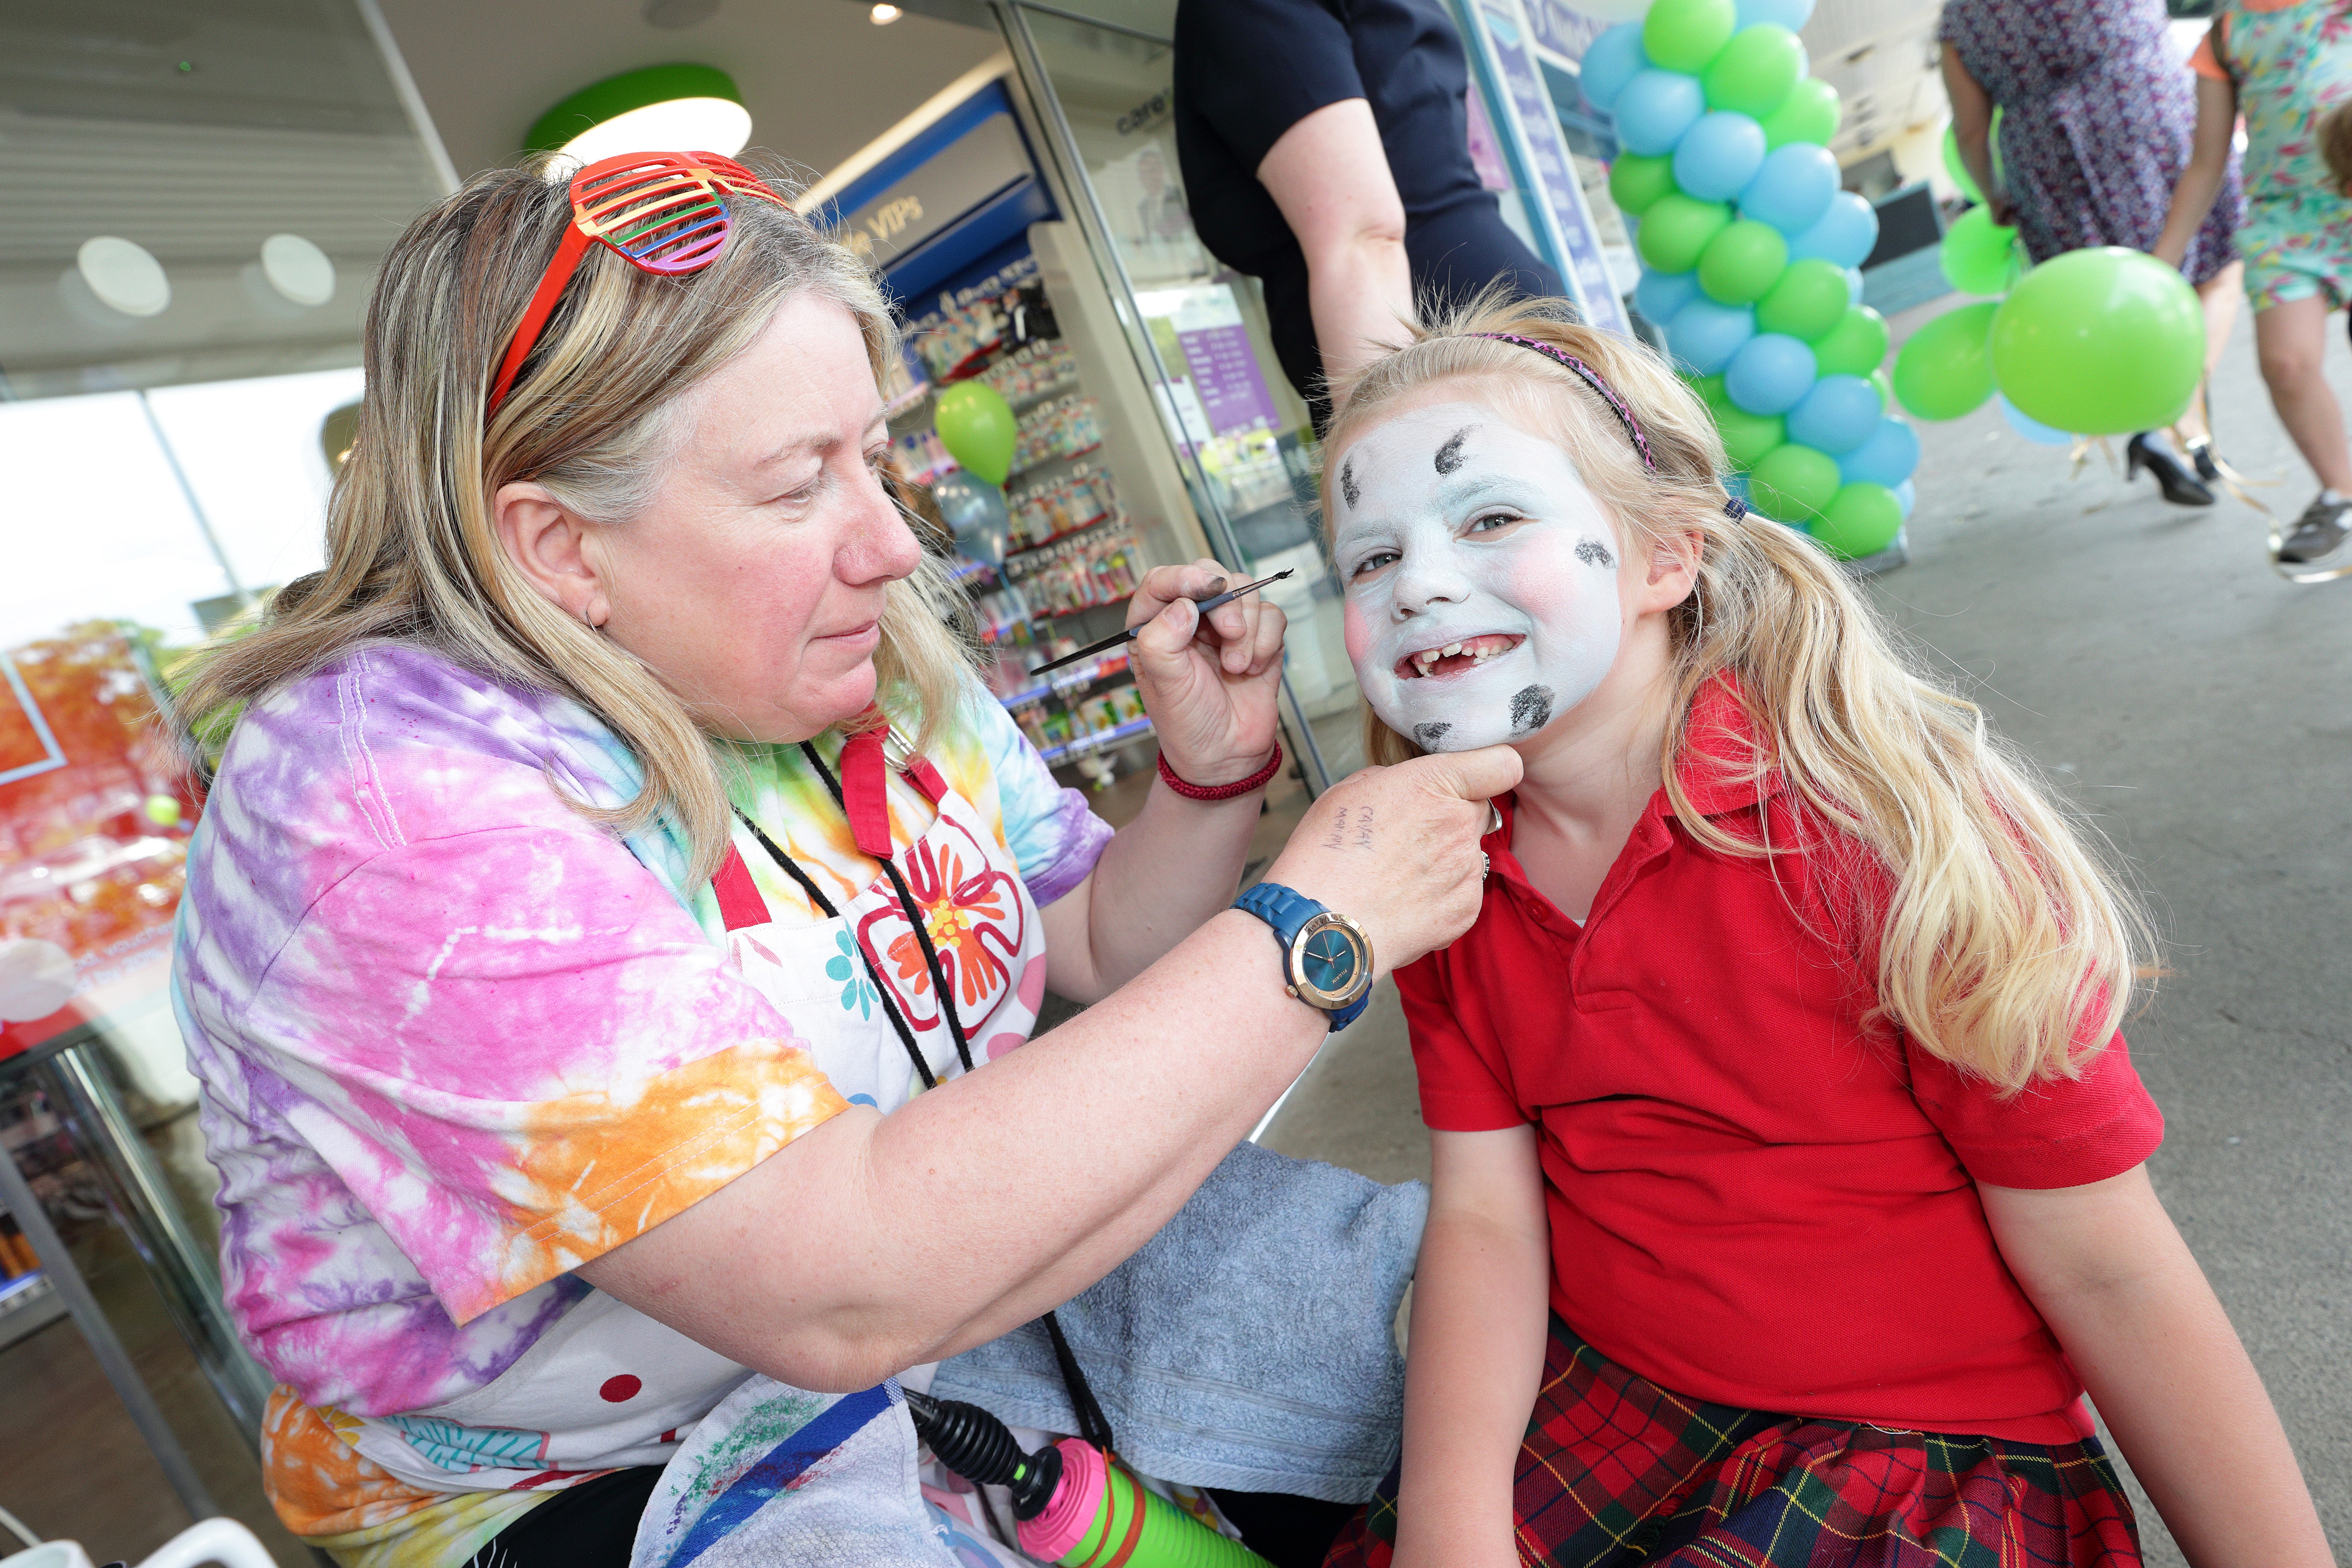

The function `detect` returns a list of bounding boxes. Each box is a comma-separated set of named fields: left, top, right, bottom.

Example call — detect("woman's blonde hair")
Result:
left=1326, top=295, right=2149, bottom=1092
left=177, top=156, right=973, bottom=882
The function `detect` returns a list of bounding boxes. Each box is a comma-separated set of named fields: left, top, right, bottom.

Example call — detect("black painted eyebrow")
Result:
left=1433, top=426, right=1473, bottom=474
left=1340, top=458, right=1360, bottom=509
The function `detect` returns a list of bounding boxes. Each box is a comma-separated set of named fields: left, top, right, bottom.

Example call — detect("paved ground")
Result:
left=1263, top=294, right=2352, bottom=1561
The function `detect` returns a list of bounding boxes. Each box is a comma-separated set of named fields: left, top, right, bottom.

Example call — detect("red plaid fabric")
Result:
left=1325, top=1319, right=2140, bottom=1568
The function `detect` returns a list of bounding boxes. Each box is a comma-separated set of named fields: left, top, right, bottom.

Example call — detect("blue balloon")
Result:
left=1787, top=190, right=1880, bottom=269
left=1673, top=111, right=1768, bottom=202
left=1785, top=373, right=1883, bottom=455
left=931, top=470, right=1012, bottom=566
left=1893, top=479, right=1916, bottom=518
left=1735, top=0, right=1815, bottom=28
left=1580, top=23, right=1649, bottom=115
left=1613, top=69, right=1707, bottom=157
left=1724, top=332, right=1818, bottom=415
left=1738, top=142, right=1839, bottom=233
left=1636, top=266, right=1701, bottom=326
left=1838, top=417, right=1922, bottom=488
left=1667, top=297, right=1758, bottom=374
left=1998, top=392, right=2073, bottom=446
left=1845, top=265, right=1866, bottom=304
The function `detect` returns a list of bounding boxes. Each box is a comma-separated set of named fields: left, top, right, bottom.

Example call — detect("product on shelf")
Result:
left=895, top=426, right=958, bottom=486
left=1009, top=463, right=1118, bottom=551
left=978, top=339, right=1079, bottom=405
left=1002, top=527, right=1142, bottom=618
left=1011, top=395, right=1104, bottom=476
left=915, top=294, right=1007, bottom=379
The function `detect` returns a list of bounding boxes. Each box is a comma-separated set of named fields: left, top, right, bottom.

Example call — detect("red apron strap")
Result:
left=711, top=844, right=772, bottom=931
left=840, top=728, right=895, bottom=859
left=904, top=756, right=949, bottom=806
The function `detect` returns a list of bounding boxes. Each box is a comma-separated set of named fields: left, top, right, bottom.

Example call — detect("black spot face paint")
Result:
left=1433, top=426, right=1472, bottom=475
left=1509, top=684, right=1553, bottom=734
left=1413, top=721, right=1452, bottom=749
left=1575, top=538, right=1615, bottom=568
left=1340, top=459, right=1360, bottom=509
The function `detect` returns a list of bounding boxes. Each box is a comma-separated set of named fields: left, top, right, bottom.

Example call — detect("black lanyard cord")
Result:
left=796, top=742, right=977, bottom=1077
left=731, top=805, right=938, bottom=1093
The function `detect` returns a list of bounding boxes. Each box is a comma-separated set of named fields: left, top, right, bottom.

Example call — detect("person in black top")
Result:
left=1174, top=0, right=1569, bottom=429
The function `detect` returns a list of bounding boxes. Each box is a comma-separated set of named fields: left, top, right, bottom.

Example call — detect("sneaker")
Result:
left=2278, top=494, right=2352, bottom=566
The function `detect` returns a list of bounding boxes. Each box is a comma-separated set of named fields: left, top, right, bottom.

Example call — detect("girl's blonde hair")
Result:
left=1326, top=295, right=2148, bottom=1092
left=176, top=156, right=973, bottom=883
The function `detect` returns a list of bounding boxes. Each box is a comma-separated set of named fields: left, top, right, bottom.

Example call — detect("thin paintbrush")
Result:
left=1026, top=570, right=1294, bottom=676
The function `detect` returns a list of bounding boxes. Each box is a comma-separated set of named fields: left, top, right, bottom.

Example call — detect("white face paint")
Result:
left=1332, top=402, right=1625, bottom=752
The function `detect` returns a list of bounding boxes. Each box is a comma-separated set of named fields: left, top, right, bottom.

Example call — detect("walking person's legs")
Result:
left=2181, top=261, right=2243, bottom=456
left=2254, top=291, right=2352, bottom=566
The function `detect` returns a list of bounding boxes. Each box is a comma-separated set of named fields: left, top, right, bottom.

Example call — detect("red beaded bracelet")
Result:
left=1157, top=741, right=1282, bottom=801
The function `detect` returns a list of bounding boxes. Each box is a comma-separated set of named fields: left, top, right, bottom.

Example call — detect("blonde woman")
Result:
left=1309, top=300, right=2331, bottom=1567
left=169, top=156, right=1512, bottom=1568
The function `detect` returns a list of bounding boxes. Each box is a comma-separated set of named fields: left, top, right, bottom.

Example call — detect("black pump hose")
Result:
left=903, top=1388, right=1066, bottom=1520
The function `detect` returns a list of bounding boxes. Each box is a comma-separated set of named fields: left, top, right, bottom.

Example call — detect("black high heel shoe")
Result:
left=2127, top=432, right=2215, bottom=507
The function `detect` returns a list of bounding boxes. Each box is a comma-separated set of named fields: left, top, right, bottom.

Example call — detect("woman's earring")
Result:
left=582, top=604, right=603, bottom=632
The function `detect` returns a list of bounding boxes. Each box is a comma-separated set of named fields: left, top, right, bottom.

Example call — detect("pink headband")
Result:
left=1471, top=332, right=1749, bottom=521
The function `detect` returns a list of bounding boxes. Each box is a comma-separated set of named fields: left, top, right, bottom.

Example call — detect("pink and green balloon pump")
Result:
left=904, top=1389, right=1269, bottom=1567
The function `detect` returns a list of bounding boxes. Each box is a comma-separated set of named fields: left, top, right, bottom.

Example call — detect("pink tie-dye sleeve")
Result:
left=240, top=820, right=847, bottom=1325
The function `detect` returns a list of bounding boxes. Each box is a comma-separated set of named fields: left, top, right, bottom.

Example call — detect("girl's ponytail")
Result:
left=1329, top=294, right=2146, bottom=1092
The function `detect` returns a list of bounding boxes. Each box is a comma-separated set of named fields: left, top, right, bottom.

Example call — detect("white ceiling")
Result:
left=373, top=0, right=1009, bottom=189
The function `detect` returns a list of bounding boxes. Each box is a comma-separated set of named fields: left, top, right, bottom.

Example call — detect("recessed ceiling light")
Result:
left=260, top=234, right=336, bottom=307
left=871, top=4, right=903, bottom=21
left=77, top=237, right=170, bottom=317
left=527, top=63, right=751, bottom=167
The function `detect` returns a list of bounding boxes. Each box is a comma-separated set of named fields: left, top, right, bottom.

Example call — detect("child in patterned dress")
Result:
left=2157, top=0, right=2352, bottom=575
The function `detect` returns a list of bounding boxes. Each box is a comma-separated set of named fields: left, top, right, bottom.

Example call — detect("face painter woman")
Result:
left=167, top=154, right=1515, bottom=1568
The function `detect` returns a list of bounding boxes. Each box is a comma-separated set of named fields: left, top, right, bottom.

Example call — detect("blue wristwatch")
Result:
left=1232, top=882, right=1374, bottom=1031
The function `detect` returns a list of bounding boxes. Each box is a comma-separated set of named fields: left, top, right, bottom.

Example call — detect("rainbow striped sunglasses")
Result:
left=486, top=150, right=788, bottom=415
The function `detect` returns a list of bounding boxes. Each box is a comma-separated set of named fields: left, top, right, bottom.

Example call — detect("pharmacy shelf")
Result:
left=995, top=652, right=1132, bottom=711
left=1038, top=715, right=1154, bottom=767
left=1005, top=441, right=1102, bottom=484
left=1002, top=508, right=1119, bottom=561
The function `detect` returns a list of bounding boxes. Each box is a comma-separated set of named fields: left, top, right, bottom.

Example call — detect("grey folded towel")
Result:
left=930, top=1141, right=1428, bottom=1504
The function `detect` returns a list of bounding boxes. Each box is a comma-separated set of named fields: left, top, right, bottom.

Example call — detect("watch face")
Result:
left=1290, top=912, right=1372, bottom=1009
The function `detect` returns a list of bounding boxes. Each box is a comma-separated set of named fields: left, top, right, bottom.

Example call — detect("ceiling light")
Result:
left=77, top=237, right=170, bottom=317
left=259, top=234, right=336, bottom=307
left=526, top=63, right=751, bottom=168
left=871, top=4, right=903, bottom=20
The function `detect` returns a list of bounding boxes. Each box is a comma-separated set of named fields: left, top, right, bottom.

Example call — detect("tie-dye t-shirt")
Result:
left=171, top=643, right=1110, bottom=1563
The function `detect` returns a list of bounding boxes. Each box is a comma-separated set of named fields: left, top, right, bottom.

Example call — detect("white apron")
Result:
left=354, top=746, right=1051, bottom=1542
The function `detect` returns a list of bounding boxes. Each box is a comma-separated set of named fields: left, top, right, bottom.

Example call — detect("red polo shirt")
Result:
left=1399, top=697, right=2164, bottom=1444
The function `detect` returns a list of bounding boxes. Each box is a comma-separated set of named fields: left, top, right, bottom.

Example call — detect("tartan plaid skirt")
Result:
left=1324, top=1317, right=2141, bottom=1568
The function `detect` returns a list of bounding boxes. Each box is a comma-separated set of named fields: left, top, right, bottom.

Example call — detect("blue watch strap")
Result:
left=1233, top=882, right=1370, bottom=1031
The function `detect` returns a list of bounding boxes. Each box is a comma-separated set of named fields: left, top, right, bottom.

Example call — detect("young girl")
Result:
left=1316, top=300, right=2333, bottom=1567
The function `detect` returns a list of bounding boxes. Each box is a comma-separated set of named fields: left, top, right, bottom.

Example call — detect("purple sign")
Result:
left=1178, top=321, right=1278, bottom=436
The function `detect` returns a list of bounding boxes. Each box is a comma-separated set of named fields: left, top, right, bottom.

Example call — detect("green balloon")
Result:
left=1611, top=153, right=1678, bottom=217
left=1702, top=23, right=1804, bottom=117
left=1755, top=257, right=1851, bottom=340
left=1760, top=77, right=1839, bottom=150
left=1940, top=205, right=2019, bottom=296
left=1990, top=247, right=2206, bottom=435
left=1637, top=193, right=1734, bottom=275
left=1813, top=482, right=1905, bottom=559
left=1685, top=370, right=1729, bottom=408
left=1812, top=305, right=1890, bottom=378
left=934, top=380, right=1017, bottom=485
left=1941, top=125, right=1983, bottom=205
left=1870, top=367, right=1894, bottom=404
left=1892, top=300, right=1999, bottom=420
left=1697, top=219, right=1790, bottom=305
left=1714, top=405, right=1786, bottom=469
left=1644, top=0, right=1737, bottom=73
left=1749, top=441, right=1843, bottom=522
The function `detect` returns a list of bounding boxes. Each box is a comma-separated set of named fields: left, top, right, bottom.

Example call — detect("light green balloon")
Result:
left=1813, top=305, right=1890, bottom=378
left=1697, top=219, right=1789, bottom=305
left=1636, top=193, right=1734, bottom=275
left=1684, top=370, right=1730, bottom=409
left=1941, top=125, right=1983, bottom=204
left=1892, top=300, right=2000, bottom=420
left=934, top=380, right=1017, bottom=485
left=1714, top=404, right=1786, bottom=469
left=1611, top=153, right=1678, bottom=217
left=1755, top=257, right=1851, bottom=340
left=1751, top=442, right=1842, bottom=522
left=1760, top=77, right=1839, bottom=150
left=1940, top=205, right=2019, bottom=296
left=1643, top=0, right=1737, bottom=73
left=1703, top=24, right=1804, bottom=117
left=1813, top=482, right=1904, bottom=559
left=1990, top=246, right=2206, bottom=434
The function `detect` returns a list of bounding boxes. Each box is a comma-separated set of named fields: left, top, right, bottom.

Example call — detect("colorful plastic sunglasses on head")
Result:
left=486, top=150, right=789, bottom=415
